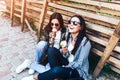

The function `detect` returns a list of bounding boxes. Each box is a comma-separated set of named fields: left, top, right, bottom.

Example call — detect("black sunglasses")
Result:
left=51, top=23, right=59, bottom=27
left=68, top=20, right=80, bottom=26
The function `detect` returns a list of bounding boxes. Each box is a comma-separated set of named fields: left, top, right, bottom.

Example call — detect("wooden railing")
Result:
left=5, top=0, right=120, bottom=78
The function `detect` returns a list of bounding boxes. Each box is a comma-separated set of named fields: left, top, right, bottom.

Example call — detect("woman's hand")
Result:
left=62, top=47, right=68, bottom=55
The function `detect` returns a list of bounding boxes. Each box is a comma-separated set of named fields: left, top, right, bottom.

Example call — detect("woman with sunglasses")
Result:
left=31, top=15, right=91, bottom=80
left=16, top=12, right=68, bottom=76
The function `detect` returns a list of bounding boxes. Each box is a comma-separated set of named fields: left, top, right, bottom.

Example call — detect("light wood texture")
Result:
left=93, top=23, right=120, bottom=78
left=25, top=18, right=36, bottom=34
left=10, top=0, right=14, bottom=26
left=21, top=0, right=26, bottom=31
left=37, top=0, right=48, bottom=42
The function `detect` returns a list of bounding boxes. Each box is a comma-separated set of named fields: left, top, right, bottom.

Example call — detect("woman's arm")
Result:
left=68, top=41, right=91, bottom=69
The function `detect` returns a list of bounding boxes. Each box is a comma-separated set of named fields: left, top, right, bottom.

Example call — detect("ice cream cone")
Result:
left=60, top=40, right=67, bottom=48
left=52, top=28, right=57, bottom=38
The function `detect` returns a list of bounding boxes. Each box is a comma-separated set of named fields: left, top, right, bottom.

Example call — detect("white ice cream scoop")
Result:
left=60, top=41, right=67, bottom=48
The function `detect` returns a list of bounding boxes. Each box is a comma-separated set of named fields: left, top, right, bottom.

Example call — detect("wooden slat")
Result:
left=15, top=2, right=42, bottom=14
left=88, top=34, right=120, bottom=53
left=26, top=12, right=39, bottom=22
left=14, top=13, right=21, bottom=18
left=26, top=4, right=42, bottom=14
left=111, top=1, right=120, bottom=4
left=92, top=44, right=120, bottom=59
left=21, top=0, right=26, bottom=31
left=93, top=22, right=120, bottom=78
left=92, top=48, right=120, bottom=69
left=25, top=18, right=36, bottom=34
left=48, top=2, right=119, bottom=27
left=88, top=34, right=108, bottom=46
left=10, top=0, right=14, bottom=26
left=69, top=0, right=120, bottom=11
left=27, top=0, right=43, bottom=5
left=15, top=1, right=21, bottom=7
left=56, top=1, right=120, bottom=17
left=108, top=57, right=120, bottom=69
left=92, top=48, right=120, bottom=70
left=50, top=7, right=118, bottom=29
left=110, top=66, right=120, bottom=74
left=86, top=22, right=114, bottom=36
left=14, top=8, right=21, bottom=12
left=15, top=1, right=42, bottom=14
left=37, top=0, right=48, bottom=42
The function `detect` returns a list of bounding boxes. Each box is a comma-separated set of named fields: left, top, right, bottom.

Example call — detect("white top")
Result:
left=53, top=30, right=61, bottom=49
left=68, top=42, right=74, bottom=62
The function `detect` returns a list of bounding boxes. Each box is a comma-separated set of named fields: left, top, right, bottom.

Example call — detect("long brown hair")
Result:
left=45, top=12, right=64, bottom=33
left=67, top=15, right=87, bottom=55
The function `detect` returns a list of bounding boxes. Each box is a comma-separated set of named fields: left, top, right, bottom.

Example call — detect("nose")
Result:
left=52, top=25, right=56, bottom=28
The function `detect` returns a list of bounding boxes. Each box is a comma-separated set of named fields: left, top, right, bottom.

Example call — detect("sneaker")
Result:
left=28, top=69, right=35, bottom=75
left=16, top=59, right=31, bottom=73
left=21, top=75, right=34, bottom=80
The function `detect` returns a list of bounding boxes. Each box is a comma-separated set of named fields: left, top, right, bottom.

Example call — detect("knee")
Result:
left=36, top=41, right=48, bottom=50
left=48, top=47, right=58, bottom=55
left=51, top=66, right=61, bottom=74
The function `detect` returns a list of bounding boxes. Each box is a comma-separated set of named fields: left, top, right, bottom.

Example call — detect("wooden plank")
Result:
left=28, top=3, right=43, bottom=9
left=87, top=34, right=108, bottom=46
left=110, top=66, right=120, bottom=74
left=93, top=22, right=120, bottom=78
left=56, top=1, right=120, bottom=17
left=27, top=0, right=44, bottom=9
left=92, top=48, right=120, bottom=69
left=88, top=34, right=120, bottom=53
left=108, top=57, right=120, bottom=69
left=37, top=0, right=48, bottom=42
left=48, top=3, right=119, bottom=26
left=15, top=2, right=42, bottom=14
left=15, top=1, right=21, bottom=7
left=27, top=0, right=43, bottom=5
left=92, top=44, right=120, bottom=59
left=21, top=0, right=26, bottom=32
left=92, top=48, right=103, bottom=56
left=50, top=8, right=113, bottom=28
left=14, top=8, right=21, bottom=12
left=69, top=0, right=120, bottom=11
left=111, top=1, right=120, bottom=4
left=25, top=18, right=36, bottom=34
left=92, top=47, right=120, bottom=70
left=100, top=8, right=120, bottom=17
left=48, top=7, right=115, bottom=28
left=26, top=12, right=39, bottom=22
left=26, top=4, right=42, bottom=14
left=86, top=22, right=114, bottom=36
left=10, top=0, right=14, bottom=26
left=14, top=13, right=21, bottom=18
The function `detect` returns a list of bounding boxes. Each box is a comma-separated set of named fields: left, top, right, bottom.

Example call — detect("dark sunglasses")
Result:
left=51, top=23, right=59, bottom=27
left=68, top=20, right=80, bottom=26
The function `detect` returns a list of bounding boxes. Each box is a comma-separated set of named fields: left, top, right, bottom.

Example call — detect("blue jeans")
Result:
left=38, top=47, right=82, bottom=80
left=35, top=41, right=48, bottom=63
left=38, top=66, right=81, bottom=80
left=29, top=41, right=49, bottom=73
left=48, top=47, right=69, bottom=68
